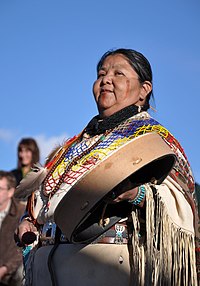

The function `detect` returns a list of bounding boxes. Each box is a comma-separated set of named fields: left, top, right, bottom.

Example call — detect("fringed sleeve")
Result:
left=130, top=179, right=198, bottom=285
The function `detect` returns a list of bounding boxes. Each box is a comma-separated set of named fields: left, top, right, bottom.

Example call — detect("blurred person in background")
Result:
left=0, top=171, right=25, bottom=286
left=11, top=138, right=40, bottom=186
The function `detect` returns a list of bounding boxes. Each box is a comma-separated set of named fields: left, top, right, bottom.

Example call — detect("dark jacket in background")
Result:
left=0, top=198, right=25, bottom=285
left=11, top=170, right=23, bottom=186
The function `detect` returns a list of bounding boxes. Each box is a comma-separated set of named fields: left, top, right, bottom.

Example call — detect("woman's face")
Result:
left=19, top=146, right=32, bottom=167
left=93, top=54, right=152, bottom=118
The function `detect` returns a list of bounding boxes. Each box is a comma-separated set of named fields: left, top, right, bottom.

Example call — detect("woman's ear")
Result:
left=139, top=81, right=152, bottom=100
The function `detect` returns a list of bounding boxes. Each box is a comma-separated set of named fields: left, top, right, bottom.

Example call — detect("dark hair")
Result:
left=97, top=48, right=153, bottom=111
left=17, top=138, right=40, bottom=169
left=0, top=170, right=17, bottom=189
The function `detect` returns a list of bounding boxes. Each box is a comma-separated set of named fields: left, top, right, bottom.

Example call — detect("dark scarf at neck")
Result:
left=84, top=104, right=139, bottom=136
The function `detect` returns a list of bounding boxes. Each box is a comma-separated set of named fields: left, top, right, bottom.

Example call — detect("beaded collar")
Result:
left=84, top=104, right=139, bottom=136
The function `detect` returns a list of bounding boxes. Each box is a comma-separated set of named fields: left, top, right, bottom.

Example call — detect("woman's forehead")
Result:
left=100, top=54, right=131, bottom=69
left=19, top=145, right=31, bottom=151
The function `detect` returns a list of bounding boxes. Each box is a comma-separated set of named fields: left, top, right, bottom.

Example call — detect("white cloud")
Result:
left=0, top=128, right=15, bottom=142
left=35, top=133, right=69, bottom=164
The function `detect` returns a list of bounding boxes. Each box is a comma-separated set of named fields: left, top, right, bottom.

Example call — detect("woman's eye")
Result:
left=115, top=71, right=124, bottom=76
left=97, top=72, right=105, bottom=78
left=97, top=70, right=106, bottom=78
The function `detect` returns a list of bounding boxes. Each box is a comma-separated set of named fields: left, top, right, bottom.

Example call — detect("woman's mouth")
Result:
left=100, top=88, right=113, bottom=95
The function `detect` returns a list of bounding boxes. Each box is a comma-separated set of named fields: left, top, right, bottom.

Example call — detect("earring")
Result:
left=138, top=105, right=142, bottom=113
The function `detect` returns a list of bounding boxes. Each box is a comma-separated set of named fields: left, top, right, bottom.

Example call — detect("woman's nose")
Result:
left=101, top=74, right=112, bottom=84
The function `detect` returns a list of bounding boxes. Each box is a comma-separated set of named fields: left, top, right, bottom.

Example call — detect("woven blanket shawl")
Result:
left=38, top=112, right=199, bottom=282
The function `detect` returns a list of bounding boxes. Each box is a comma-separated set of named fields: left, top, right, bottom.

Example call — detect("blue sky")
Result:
left=0, top=0, right=200, bottom=183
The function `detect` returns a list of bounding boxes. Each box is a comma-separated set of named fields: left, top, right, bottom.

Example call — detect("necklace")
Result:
left=85, top=104, right=139, bottom=136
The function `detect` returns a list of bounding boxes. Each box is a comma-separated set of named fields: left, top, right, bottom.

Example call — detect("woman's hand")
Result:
left=113, top=186, right=138, bottom=202
left=108, top=178, right=146, bottom=207
left=16, top=219, right=38, bottom=243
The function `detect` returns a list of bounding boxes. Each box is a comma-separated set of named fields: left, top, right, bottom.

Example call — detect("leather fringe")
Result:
left=130, top=184, right=197, bottom=286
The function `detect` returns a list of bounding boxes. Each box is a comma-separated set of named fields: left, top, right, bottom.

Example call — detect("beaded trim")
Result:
left=43, top=130, right=111, bottom=197
left=128, top=185, right=146, bottom=205
left=43, top=113, right=194, bottom=199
